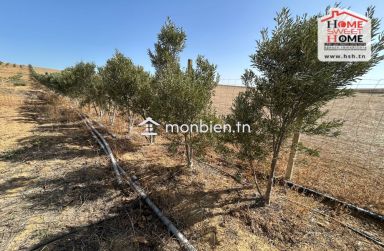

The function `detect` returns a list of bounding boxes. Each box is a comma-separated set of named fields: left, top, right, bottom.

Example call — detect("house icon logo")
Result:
left=138, top=117, right=159, bottom=143
left=318, top=8, right=371, bottom=62
left=320, top=9, right=368, bottom=23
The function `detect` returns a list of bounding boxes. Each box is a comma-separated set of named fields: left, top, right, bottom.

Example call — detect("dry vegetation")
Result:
left=0, top=65, right=178, bottom=250
left=1, top=65, right=384, bottom=250
left=212, top=85, right=384, bottom=215
left=295, top=93, right=384, bottom=214
left=85, top=84, right=384, bottom=250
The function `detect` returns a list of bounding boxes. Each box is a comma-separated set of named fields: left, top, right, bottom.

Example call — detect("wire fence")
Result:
left=213, top=79, right=384, bottom=214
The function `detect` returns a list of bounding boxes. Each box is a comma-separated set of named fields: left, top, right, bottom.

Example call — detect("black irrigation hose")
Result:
left=81, top=114, right=384, bottom=249
left=284, top=181, right=384, bottom=222
left=283, top=198, right=384, bottom=248
left=80, top=113, right=123, bottom=184
left=198, top=158, right=384, bottom=223
left=79, top=113, right=197, bottom=251
left=198, top=159, right=384, bottom=247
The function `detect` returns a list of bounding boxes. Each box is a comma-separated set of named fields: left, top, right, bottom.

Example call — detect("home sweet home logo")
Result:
left=318, top=8, right=371, bottom=62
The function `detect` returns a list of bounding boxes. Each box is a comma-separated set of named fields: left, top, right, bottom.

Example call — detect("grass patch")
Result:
left=7, top=73, right=26, bottom=86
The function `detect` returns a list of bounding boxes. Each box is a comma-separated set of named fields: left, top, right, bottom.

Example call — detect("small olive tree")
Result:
left=101, top=51, right=151, bottom=133
left=58, top=62, right=96, bottom=100
left=148, top=17, right=186, bottom=74
left=149, top=19, right=219, bottom=167
left=30, top=62, right=97, bottom=102
left=225, top=89, right=269, bottom=164
left=80, top=69, right=110, bottom=118
left=232, top=7, right=384, bottom=205
left=154, top=56, right=218, bottom=167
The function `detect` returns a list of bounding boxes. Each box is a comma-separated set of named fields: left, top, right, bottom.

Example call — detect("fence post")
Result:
left=187, top=59, right=192, bottom=73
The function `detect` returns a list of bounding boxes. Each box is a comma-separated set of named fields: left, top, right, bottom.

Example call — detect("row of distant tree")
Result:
left=30, top=5, right=384, bottom=205
left=0, top=61, right=24, bottom=68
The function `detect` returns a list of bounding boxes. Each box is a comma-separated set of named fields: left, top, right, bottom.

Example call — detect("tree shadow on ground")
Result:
left=119, top=160, right=261, bottom=230
left=27, top=199, right=174, bottom=251
left=0, top=133, right=98, bottom=163
left=0, top=90, right=110, bottom=196
left=0, top=89, right=182, bottom=251
left=24, top=163, right=116, bottom=210
left=0, top=176, right=37, bottom=195
left=0, top=90, right=97, bottom=164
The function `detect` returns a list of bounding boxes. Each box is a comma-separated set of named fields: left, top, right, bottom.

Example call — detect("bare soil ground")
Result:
left=87, top=92, right=384, bottom=250
left=212, top=85, right=384, bottom=215
left=0, top=65, right=178, bottom=251
left=213, top=85, right=245, bottom=115
left=1, top=66, right=383, bottom=250
left=115, top=143, right=384, bottom=250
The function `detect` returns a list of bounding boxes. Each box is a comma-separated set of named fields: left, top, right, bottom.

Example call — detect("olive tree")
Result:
left=101, top=51, right=151, bottom=133
left=233, top=7, right=384, bottom=205
left=30, top=62, right=97, bottom=102
left=149, top=19, right=219, bottom=167
left=148, top=17, right=186, bottom=74
left=80, top=70, right=111, bottom=119
left=154, top=56, right=218, bottom=167
left=62, top=62, right=96, bottom=100
left=225, top=89, right=269, bottom=163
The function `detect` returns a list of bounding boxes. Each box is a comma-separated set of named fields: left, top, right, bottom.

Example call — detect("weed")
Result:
left=8, top=73, right=26, bottom=86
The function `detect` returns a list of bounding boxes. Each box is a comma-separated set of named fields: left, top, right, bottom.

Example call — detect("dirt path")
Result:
left=0, top=68, right=117, bottom=250
left=0, top=67, right=177, bottom=251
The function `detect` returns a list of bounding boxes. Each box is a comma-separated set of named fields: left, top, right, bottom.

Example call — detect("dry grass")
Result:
left=2, top=64, right=383, bottom=250
left=104, top=130, right=384, bottom=250
left=293, top=93, right=384, bottom=214
left=69, top=82, right=384, bottom=249
left=81, top=104, right=384, bottom=249
left=212, top=85, right=384, bottom=215
left=0, top=65, right=178, bottom=251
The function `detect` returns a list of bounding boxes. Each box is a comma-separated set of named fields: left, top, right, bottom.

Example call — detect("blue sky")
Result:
left=1, top=0, right=383, bottom=85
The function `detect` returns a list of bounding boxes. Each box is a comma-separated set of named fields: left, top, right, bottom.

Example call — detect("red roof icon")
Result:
left=321, top=9, right=368, bottom=22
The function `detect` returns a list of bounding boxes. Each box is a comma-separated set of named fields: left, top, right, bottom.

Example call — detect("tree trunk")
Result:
left=127, top=111, right=135, bottom=134
left=285, top=130, right=301, bottom=180
left=184, top=134, right=193, bottom=168
left=250, top=160, right=263, bottom=197
left=264, top=151, right=279, bottom=205
left=109, top=109, right=116, bottom=126
left=93, top=104, right=98, bottom=116
left=189, top=146, right=193, bottom=167
left=99, top=109, right=104, bottom=118
left=264, top=133, right=284, bottom=206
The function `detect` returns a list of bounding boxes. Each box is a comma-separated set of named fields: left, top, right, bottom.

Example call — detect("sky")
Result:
left=1, top=0, right=383, bottom=86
